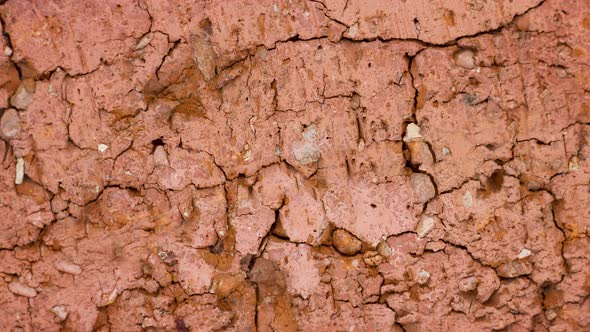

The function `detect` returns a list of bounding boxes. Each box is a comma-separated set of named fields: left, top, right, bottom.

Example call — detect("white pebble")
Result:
left=303, top=125, right=317, bottom=140
left=15, top=157, right=24, bottom=185
left=463, top=191, right=473, bottom=209
left=348, top=23, right=359, bottom=38
left=51, top=305, right=69, bottom=321
left=403, top=123, right=423, bottom=142
left=97, top=144, right=108, bottom=153
left=135, top=33, right=153, bottom=50
left=357, top=139, right=365, bottom=152
left=8, top=281, right=37, bottom=298
left=54, top=260, right=82, bottom=275
left=243, top=149, right=252, bottom=161
left=107, top=288, right=119, bottom=303
left=517, top=248, right=532, bottom=259
left=153, top=145, right=169, bottom=166
left=456, top=49, right=475, bottom=69
left=545, top=309, right=557, bottom=321
left=416, top=215, right=436, bottom=238
left=4, top=46, right=12, bottom=56
left=99, top=288, right=119, bottom=307
left=416, top=270, right=430, bottom=285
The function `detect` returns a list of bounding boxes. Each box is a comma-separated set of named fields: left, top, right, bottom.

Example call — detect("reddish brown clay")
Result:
left=0, top=0, right=589, bottom=331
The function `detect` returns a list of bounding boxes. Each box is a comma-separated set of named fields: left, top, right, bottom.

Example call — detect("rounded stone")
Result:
left=0, top=108, right=20, bottom=138
left=458, top=276, right=479, bottom=292
left=456, top=49, right=475, bottom=69
left=332, top=229, right=362, bottom=256
left=10, top=79, right=35, bottom=110
left=411, top=173, right=436, bottom=204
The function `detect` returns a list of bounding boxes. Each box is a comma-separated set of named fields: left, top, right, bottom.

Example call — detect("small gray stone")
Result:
left=456, top=49, right=475, bottom=69
left=458, top=276, right=479, bottom=292
left=8, top=281, right=37, bottom=298
left=10, top=79, right=35, bottom=110
left=0, top=108, right=20, bottom=138
left=411, top=173, right=436, bottom=204
left=15, top=157, right=24, bottom=185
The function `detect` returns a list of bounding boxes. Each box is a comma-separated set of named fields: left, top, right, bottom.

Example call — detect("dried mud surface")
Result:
left=0, top=0, right=589, bottom=331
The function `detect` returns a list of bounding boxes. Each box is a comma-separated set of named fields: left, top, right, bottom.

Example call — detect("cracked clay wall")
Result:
left=0, top=0, right=589, bottom=331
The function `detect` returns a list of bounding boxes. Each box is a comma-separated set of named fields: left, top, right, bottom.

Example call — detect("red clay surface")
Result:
left=0, top=0, right=589, bottom=331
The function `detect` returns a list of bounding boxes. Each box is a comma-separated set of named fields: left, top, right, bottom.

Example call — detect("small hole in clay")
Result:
left=486, top=169, right=504, bottom=192
left=152, top=138, right=165, bottom=146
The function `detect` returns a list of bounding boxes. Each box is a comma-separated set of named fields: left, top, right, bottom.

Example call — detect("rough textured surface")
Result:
left=0, top=0, right=589, bottom=331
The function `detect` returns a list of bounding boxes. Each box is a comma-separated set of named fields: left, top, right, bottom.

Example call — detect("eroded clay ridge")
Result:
left=0, top=0, right=588, bottom=331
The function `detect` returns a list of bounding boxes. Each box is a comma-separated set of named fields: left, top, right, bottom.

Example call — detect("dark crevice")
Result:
left=151, top=138, right=164, bottom=146
left=401, top=51, right=439, bottom=203
left=155, top=39, right=181, bottom=81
